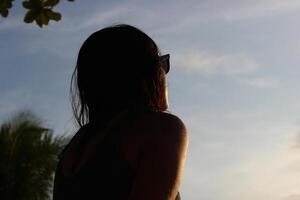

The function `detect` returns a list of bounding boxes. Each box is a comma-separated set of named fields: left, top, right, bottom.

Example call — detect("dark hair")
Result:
left=70, top=24, right=168, bottom=127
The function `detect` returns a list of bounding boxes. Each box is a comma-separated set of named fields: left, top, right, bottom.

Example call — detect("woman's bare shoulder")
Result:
left=131, top=111, right=188, bottom=147
left=140, top=111, right=186, bottom=131
left=127, top=111, right=189, bottom=200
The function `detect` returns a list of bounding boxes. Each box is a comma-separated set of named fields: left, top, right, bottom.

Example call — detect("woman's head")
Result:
left=71, top=24, right=169, bottom=126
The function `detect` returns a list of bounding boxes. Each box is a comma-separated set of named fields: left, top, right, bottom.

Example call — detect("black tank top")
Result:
left=53, top=110, right=181, bottom=200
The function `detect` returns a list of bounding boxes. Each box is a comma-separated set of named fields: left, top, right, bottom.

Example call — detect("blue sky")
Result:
left=1, top=0, right=300, bottom=199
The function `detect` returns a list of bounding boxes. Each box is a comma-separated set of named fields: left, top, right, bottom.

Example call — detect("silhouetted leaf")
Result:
left=35, top=13, right=43, bottom=27
left=0, top=8, right=8, bottom=17
left=22, top=1, right=34, bottom=9
left=1, top=0, right=73, bottom=27
left=29, top=0, right=43, bottom=8
left=44, top=0, right=59, bottom=7
left=24, top=9, right=38, bottom=23
left=40, top=11, right=49, bottom=26
left=45, top=9, right=61, bottom=21
left=0, top=0, right=13, bottom=17
left=1, top=0, right=13, bottom=8
left=9, top=0, right=13, bottom=7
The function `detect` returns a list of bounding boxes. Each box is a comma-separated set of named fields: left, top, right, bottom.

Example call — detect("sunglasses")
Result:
left=159, top=54, right=170, bottom=74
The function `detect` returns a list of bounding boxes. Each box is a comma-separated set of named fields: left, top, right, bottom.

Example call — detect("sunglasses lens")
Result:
left=159, top=54, right=170, bottom=74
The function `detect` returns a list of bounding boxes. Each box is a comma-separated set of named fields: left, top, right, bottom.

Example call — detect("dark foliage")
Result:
left=0, top=0, right=74, bottom=27
left=0, top=111, right=69, bottom=200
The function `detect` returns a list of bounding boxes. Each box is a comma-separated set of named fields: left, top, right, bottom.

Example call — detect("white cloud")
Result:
left=73, top=5, right=135, bottom=31
left=219, top=0, right=300, bottom=21
left=173, top=50, right=281, bottom=89
left=216, top=136, right=300, bottom=200
left=50, top=4, right=137, bottom=33
left=174, top=50, right=258, bottom=75
left=283, top=194, right=300, bottom=200
left=290, top=131, right=300, bottom=150
left=237, top=77, right=280, bottom=88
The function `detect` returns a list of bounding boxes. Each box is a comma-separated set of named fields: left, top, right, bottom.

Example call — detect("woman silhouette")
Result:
left=53, top=24, right=189, bottom=200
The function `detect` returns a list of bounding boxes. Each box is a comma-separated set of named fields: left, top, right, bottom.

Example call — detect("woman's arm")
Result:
left=128, top=113, right=189, bottom=200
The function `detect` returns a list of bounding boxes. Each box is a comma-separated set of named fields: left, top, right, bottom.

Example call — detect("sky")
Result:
left=1, top=0, right=300, bottom=199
